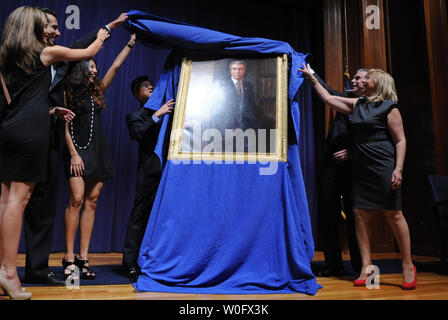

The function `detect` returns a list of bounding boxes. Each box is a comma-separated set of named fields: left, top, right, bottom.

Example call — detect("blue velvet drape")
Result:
left=0, top=0, right=317, bottom=254
left=124, top=10, right=321, bottom=294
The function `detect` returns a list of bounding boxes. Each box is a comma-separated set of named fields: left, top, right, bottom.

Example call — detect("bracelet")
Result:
left=396, top=167, right=403, bottom=172
left=127, top=43, right=134, bottom=49
left=310, top=77, right=317, bottom=85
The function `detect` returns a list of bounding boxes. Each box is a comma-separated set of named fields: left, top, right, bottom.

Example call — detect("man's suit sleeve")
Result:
left=71, top=29, right=98, bottom=49
left=0, top=90, right=6, bottom=122
left=242, top=83, right=258, bottom=129
left=313, top=73, right=347, bottom=97
left=126, top=108, right=158, bottom=142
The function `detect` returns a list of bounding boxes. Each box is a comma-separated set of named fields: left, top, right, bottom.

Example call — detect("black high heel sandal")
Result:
left=75, top=256, right=96, bottom=280
left=62, top=258, right=77, bottom=280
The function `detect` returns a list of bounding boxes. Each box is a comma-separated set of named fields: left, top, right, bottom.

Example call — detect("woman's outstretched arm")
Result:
left=101, top=34, right=137, bottom=92
left=298, top=63, right=357, bottom=114
left=41, top=28, right=110, bottom=66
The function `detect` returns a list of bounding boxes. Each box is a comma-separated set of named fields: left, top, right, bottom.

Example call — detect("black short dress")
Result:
left=0, top=55, right=51, bottom=183
left=63, top=95, right=114, bottom=179
left=350, top=98, right=402, bottom=210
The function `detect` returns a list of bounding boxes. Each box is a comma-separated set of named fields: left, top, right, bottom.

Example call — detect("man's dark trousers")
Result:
left=318, top=157, right=361, bottom=274
left=122, top=156, right=161, bottom=269
left=24, top=128, right=60, bottom=281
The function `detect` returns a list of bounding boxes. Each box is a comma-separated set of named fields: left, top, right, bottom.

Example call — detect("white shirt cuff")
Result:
left=152, top=114, right=160, bottom=123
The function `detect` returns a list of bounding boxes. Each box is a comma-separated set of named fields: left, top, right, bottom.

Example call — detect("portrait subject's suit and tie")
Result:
left=210, top=77, right=257, bottom=133
left=182, top=60, right=266, bottom=153
left=202, top=75, right=257, bottom=153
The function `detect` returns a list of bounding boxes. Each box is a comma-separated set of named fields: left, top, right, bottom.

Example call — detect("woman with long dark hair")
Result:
left=0, top=6, right=109, bottom=299
left=62, top=34, right=137, bottom=280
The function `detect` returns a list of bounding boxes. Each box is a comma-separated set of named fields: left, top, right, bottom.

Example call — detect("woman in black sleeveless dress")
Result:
left=299, top=65, right=416, bottom=290
left=61, top=34, right=136, bottom=280
left=0, top=6, right=109, bottom=299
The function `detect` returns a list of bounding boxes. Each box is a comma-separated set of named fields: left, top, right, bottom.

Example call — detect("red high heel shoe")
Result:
left=353, top=278, right=367, bottom=287
left=353, top=270, right=375, bottom=287
left=402, top=266, right=417, bottom=290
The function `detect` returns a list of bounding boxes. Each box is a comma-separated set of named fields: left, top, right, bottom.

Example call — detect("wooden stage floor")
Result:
left=2, top=251, right=447, bottom=301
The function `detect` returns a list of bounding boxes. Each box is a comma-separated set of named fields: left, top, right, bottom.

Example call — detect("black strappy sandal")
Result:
left=74, top=256, right=96, bottom=280
left=62, top=258, right=78, bottom=280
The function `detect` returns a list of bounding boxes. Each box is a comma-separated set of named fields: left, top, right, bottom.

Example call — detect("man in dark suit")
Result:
left=312, top=67, right=368, bottom=277
left=22, top=8, right=127, bottom=285
left=122, top=76, right=175, bottom=281
left=208, top=60, right=257, bottom=152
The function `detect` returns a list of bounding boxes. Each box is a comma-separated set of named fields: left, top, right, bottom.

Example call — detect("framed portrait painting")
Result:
left=168, top=54, right=288, bottom=163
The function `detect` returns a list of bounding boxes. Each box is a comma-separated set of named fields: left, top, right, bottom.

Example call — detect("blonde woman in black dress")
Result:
left=62, top=34, right=137, bottom=280
left=0, top=6, right=109, bottom=299
left=298, top=65, right=416, bottom=290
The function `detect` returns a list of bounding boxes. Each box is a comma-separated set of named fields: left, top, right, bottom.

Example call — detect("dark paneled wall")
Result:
left=387, top=0, right=436, bottom=256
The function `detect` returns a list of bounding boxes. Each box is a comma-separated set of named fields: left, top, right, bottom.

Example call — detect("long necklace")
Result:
left=70, top=95, right=95, bottom=150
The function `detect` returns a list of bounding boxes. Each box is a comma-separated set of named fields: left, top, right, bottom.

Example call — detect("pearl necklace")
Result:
left=70, top=95, right=95, bottom=150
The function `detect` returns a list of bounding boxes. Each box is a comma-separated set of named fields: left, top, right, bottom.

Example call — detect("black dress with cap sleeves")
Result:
left=63, top=95, right=114, bottom=179
left=350, top=98, right=402, bottom=210
left=0, top=55, right=52, bottom=183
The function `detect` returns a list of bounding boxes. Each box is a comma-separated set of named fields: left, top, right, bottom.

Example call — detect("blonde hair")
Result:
left=0, top=6, right=46, bottom=82
left=366, top=69, right=398, bottom=103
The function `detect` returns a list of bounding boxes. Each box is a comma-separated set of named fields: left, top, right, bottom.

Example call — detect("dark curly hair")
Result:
left=64, top=59, right=105, bottom=110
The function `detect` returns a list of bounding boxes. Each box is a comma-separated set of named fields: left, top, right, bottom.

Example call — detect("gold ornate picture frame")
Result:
left=168, top=54, right=288, bottom=163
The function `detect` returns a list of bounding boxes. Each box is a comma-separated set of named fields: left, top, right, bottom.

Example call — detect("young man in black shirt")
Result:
left=122, top=76, right=174, bottom=280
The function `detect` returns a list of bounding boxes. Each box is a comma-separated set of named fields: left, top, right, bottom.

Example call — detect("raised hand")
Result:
left=128, top=33, right=137, bottom=47
left=297, top=63, right=314, bottom=79
left=108, top=13, right=128, bottom=30
left=97, top=28, right=110, bottom=42
left=154, top=99, right=175, bottom=118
